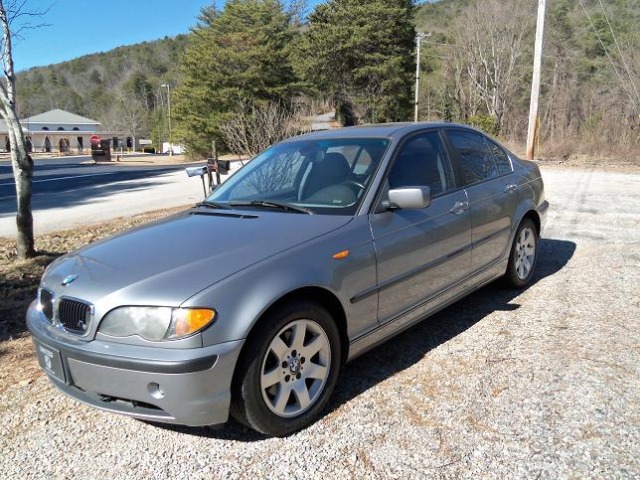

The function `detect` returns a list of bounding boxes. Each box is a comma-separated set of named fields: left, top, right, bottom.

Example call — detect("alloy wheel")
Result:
left=515, top=226, right=536, bottom=280
left=260, top=319, right=331, bottom=418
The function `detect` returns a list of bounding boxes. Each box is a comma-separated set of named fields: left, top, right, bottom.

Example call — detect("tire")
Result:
left=504, top=218, right=539, bottom=288
left=231, top=301, right=341, bottom=436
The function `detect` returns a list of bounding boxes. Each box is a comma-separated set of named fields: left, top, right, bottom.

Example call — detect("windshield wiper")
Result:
left=229, top=200, right=312, bottom=215
left=195, top=200, right=229, bottom=209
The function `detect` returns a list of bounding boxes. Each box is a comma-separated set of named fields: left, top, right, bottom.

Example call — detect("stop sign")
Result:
left=90, top=135, right=101, bottom=145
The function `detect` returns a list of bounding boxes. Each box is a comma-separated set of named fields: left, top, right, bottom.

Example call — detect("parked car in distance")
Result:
left=28, top=123, right=548, bottom=436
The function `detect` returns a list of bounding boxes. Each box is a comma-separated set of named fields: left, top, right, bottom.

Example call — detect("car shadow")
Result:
left=148, top=237, right=576, bottom=441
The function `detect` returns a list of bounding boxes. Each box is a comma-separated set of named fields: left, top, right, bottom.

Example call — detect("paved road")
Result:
left=0, top=156, right=213, bottom=236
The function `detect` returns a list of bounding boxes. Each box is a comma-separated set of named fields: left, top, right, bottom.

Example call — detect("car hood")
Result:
left=42, top=208, right=351, bottom=309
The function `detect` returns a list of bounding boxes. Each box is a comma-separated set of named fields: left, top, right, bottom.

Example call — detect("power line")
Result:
left=596, top=0, right=640, bottom=107
left=577, top=0, right=640, bottom=115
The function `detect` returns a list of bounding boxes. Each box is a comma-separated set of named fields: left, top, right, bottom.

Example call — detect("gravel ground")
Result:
left=1, top=165, right=639, bottom=479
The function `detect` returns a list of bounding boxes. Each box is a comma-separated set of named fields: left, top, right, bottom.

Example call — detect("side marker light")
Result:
left=332, top=250, right=350, bottom=260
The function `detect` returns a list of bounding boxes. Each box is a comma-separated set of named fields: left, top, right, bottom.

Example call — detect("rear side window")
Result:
left=486, top=140, right=513, bottom=176
left=447, top=130, right=498, bottom=186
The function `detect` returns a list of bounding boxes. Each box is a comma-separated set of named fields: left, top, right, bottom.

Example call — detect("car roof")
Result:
left=283, top=122, right=479, bottom=142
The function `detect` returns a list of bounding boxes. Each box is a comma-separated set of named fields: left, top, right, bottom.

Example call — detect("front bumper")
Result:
left=27, top=301, right=244, bottom=427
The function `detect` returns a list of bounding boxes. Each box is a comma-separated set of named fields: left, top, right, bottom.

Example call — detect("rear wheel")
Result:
left=505, top=218, right=538, bottom=288
left=231, top=301, right=341, bottom=436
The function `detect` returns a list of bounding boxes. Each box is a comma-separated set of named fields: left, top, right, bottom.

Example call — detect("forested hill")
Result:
left=16, top=35, right=187, bottom=121
left=15, top=0, right=640, bottom=156
left=13, top=0, right=493, bottom=125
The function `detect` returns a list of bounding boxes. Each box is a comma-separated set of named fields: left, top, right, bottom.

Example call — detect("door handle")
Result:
left=505, top=184, right=518, bottom=194
left=449, top=201, right=469, bottom=215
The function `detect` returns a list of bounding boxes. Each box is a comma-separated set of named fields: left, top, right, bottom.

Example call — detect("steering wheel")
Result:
left=342, top=180, right=366, bottom=196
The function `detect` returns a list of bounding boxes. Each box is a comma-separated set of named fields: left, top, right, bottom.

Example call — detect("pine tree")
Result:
left=295, top=0, right=416, bottom=125
left=173, top=0, right=298, bottom=156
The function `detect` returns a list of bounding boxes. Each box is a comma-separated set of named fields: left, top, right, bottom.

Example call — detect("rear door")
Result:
left=444, top=129, right=517, bottom=272
left=369, top=130, right=472, bottom=324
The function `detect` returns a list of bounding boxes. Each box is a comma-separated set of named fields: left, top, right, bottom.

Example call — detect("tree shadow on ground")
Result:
left=151, top=237, right=576, bottom=441
left=0, top=167, right=183, bottom=215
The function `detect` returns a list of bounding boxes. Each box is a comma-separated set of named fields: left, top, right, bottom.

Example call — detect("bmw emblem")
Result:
left=61, top=274, right=78, bottom=286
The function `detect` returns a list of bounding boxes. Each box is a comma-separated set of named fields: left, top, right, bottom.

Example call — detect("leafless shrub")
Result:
left=219, top=101, right=316, bottom=157
left=306, top=97, right=333, bottom=116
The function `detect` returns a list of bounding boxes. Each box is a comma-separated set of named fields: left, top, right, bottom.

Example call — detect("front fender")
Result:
left=184, top=216, right=378, bottom=346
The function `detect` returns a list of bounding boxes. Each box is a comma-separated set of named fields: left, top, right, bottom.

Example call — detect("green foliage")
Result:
left=417, top=0, right=640, bottom=149
left=172, top=0, right=299, bottom=157
left=294, top=0, right=416, bottom=125
left=583, top=112, right=603, bottom=133
left=441, top=87, right=454, bottom=123
left=123, top=72, right=154, bottom=109
left=15, top=35, right=188, bottom=124
left=468, top=114, right=499, bottom=137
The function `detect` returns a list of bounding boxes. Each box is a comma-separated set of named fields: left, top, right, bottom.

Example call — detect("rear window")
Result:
left=486, top=140, right=513, bottom=176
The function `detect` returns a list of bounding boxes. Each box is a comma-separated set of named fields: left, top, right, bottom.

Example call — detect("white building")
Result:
left=0, top=109, right=128, bottom=154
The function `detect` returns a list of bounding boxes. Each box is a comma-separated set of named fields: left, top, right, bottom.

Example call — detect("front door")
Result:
left=370, top=131, right=472, bottom=324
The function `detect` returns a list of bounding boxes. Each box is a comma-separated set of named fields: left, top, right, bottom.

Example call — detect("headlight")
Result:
left=99, top=306, right=216, bottom=341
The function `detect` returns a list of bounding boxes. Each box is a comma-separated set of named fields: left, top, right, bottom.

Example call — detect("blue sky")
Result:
left=13, top=0, right=325, bottom=72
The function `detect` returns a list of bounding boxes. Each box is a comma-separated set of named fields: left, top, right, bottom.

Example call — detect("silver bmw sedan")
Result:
left=28, top=122, right=548, bottom=436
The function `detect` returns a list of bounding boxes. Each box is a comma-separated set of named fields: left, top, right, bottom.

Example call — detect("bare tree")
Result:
left=115, top=92, right=148, bottom=150
left=0, top=1, right=48, bottom=258
left=449, top=46, right=482, bottom=121
left=101, top=90, right=150, bottom=153
left=450, top=0, right=533, bottom=132
left=219, top=101, right=315, bottom=157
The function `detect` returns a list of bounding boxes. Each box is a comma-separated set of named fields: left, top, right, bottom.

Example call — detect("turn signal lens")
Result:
left=167, top=308, right=216, bottom=339
left=332, top=249, right=350, bottom=260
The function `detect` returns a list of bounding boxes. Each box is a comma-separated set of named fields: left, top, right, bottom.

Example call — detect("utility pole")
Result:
left=414, top=32, right=431, bottom=123
left=161, top=83, right=172, bottom=155
left=526, top=0, right=546, bottom=160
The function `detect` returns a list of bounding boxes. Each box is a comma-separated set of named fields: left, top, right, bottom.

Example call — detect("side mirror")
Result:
left=387, top=186, right=431, bottom=210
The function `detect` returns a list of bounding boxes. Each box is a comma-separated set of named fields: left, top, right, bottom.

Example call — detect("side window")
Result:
left=486, top=140, right=513, bottom=176
left=447, top=130, right=499, bottom=186
left=388, top=132, right=455, bottom=196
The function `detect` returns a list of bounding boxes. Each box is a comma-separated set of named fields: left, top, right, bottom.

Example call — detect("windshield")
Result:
left=208, top=137, right=390, bottom=215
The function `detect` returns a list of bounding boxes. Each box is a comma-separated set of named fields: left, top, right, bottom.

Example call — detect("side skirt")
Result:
left=347, top=258, right=508, bottom=361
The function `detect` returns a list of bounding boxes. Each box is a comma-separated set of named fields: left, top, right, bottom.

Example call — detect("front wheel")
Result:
left=504, top=218, right=538, bottom=288
left=231, top=301, right=341, bottom=436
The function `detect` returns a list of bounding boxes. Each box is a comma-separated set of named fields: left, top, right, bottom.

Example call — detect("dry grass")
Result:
left=0, top=337, right=40, bottom=397
left=500, top=139, right=640, bottom=172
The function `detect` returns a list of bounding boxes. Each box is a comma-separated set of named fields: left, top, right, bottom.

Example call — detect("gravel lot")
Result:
left=1, top=165, right=639, bottom=479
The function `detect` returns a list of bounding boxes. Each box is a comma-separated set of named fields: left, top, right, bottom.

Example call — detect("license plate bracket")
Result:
left=34, top=342, right=67, bottom=384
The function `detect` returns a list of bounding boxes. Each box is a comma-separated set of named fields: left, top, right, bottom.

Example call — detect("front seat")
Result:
left=300, top=152, right=354, bottom=200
